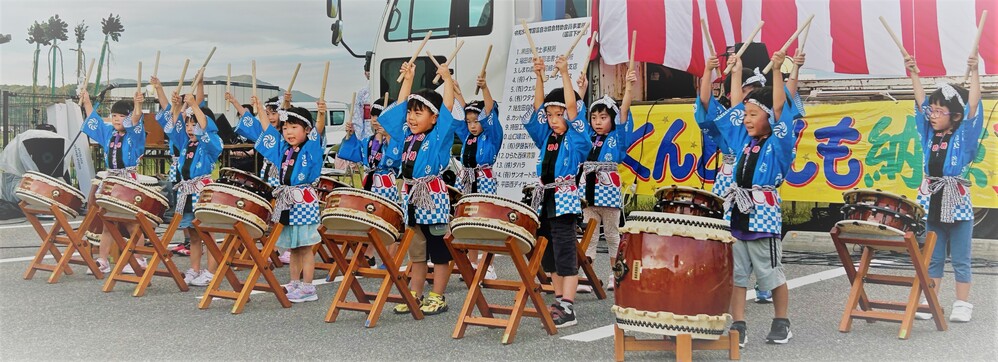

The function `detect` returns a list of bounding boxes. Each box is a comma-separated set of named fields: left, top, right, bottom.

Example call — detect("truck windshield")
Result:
left=385, top=0, right=493, bottom=41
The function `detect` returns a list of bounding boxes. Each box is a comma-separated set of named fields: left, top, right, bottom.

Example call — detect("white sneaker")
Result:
left=484, top=265, right=498, bottom=280
left=914, top=297, right=933, bottom=320
left=949, top=300, right=973, bottom=322
left=607, top=274, right=616, bottom=291
left=279, top=250, right=291, bottom=264
left=577, top=284, right=593, bottom=293
left=121, top=258, right=148, bottom=275
left=190, top=270, right=214, bottom=287
left=86, top=259, right=111, bottom=275
left=183, top=268, right=200, bottom=285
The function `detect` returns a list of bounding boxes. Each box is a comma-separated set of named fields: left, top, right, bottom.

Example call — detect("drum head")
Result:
left=842, top=188, right=924, bottom=217
left=623, top=211, right=734, bottom=243
left=16, top=172, right=85, bottom=216
left=95, top=176, right=168, bottom=224
left=320, top=207, right=400, bottom=245
left=835, top=219, right=907, bottom=237
left=450, top=217, right=535, bottom=254
left=194, top=207, right=267, bottom=239
left=96, top=171, right=158, bottom=186
left=654, top=185, right=724, bottom=205
left=457, top=193, right=539, bottom=225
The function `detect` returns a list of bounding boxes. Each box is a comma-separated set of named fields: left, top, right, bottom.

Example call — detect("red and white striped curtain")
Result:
left=593, top=0, right=997, bottom=77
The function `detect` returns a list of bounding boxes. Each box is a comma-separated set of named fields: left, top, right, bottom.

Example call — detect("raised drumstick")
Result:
left=251, top=60, right=257, bottom=96
left=82, top=59, right=95, bottom=93
left=724, top=21, right=764, bottom=75
left=176, top=58, right=190, bottom=96
left=283, top=63, right=302, bottom=109
left=201, top=46, right=217, bottom=69
left=879, top=16, right=920, bottom=74
left=153, top=51, right=160, bottom=77
left=521, top=20, right=548, bottom=81
left=789, top=23, right=811, bottom=80
left=475, top=44, right=493, bottom=95
left=963, top=10, right=988, bottom=83
left=701, top=19, right=720, bottom=79
left=433, top=40, right=466, bottom=84
left=319, top=61, right=330, bottom=101
left=225, top=63, right=231, bottom=111
left=628, top=30, right=637, bottom=72
left=396, top=31, right=433, bottom=83
left=549, top=21, right=591, bottom=79
left=579, top=31, right=599, bottom=78
left=136, top=61, right=142, bottom=92
left=763, top=14, right=814, bottom=73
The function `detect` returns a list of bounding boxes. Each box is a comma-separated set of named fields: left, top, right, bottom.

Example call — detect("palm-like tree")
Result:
left=45, top=15, right=69, bottom=95
left=73, top=21, right=88, bottom=88
left=27, top=21, right=51, bottom=97
left=92, top=13, right=123, bottom=94
left=0, top=34, right=11, bottom=44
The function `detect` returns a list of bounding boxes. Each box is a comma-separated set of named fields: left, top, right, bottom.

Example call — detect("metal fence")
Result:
left=0, top=91, right=143, bottom=149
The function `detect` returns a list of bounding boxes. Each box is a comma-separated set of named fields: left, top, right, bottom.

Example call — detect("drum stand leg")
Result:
left=232, top=223, right=291, bottom=314
left=447, top=235, right=557, bottom=345
left=315, top=234, right=358, bottom=282
left=576, top=220, right=606, bottom=299
left=195, top=221, right=291, bottom=313
left=830, top=227, right=947, bottom=339
left=323, top=227, right=423, bottom=327
left=20, top=202, right=104, bottom=282
left=101, top=212, right=189, bottom=296
left=613, top=326, right=741, bottom=362
left=197, top=231, right=246, bottom=310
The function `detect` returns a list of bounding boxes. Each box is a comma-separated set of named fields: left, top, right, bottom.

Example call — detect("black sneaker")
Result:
left=765, top=318, right=792, bottom=344
left=551, top=304, right=577, bottom=328
left=730, top=321, right=747, bottom=348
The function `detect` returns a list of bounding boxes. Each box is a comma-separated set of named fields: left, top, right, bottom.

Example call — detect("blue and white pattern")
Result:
left=550, top=183, right=583, bottom=216
left=82, top=109, right=146, bottom=169
left=250, top=115, right=325, bottom=226
left=916, top=179, right=975, bottom=222
left=580, top=111, right=632, bottom=208
left=913, top=99, right=983, bottom=222
left=402, top=179, right=451, bottom=225
left=521, top=103, right=592, bottom=217
left=453, top=102, right=504, bottom=167
left=369, top=171, right=400, bottom=202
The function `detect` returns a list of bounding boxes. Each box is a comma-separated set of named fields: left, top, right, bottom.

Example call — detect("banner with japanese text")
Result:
left=619, top=100, right=998, bottom=208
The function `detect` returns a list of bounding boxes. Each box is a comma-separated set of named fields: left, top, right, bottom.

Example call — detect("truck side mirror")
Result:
left=330, top=21, right=342, bottom=46
left=326, top=0, right=338, bottom=18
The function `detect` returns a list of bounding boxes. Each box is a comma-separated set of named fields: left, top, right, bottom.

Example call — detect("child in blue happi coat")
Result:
left=78, top=88, right=146, bottom=274
left=907, top=55, right=982, bottom=323
left=339, top=95, right=402, bottom=202
left=709, top=51, right=802, bottom=346
left=574, top=69, right=635, bottom=293
left=246, top=96, right=327, bottom=303
left=381, top=61, right=457, bottom=316
left=164, top=92, right=222, bottom=286
left=523, top=55, right=592, bottom=328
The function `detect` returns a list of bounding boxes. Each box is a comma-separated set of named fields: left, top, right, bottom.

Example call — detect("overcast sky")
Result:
left=0, top=0, right=388, bottom=103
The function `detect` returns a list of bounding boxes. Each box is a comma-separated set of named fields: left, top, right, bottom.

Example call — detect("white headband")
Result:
left=744, top=98, right=773, bottom=118
left=589, top=94, right=620, bottom=116
left=935, top=82, right=966, bottom=108
left=278, top=109, right=312, bottom=128
left=464, top=105, right=483, bottom=114
left=543, top=101, right=567, bottom=109
left=407, top=94, right=439, bottom=115
left=372, top=103, right=385, bottom=111
left=743, top=67, right=767, bottom=88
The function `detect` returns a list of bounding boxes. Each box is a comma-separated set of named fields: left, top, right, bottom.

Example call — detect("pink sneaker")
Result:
left=279, top=251, right=291, bottom=264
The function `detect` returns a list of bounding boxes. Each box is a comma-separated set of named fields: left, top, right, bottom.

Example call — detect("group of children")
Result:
left=75, top=36, right=981, bottom=339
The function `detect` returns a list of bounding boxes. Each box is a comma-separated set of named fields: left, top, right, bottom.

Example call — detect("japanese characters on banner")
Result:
left=619, top=100, right=998, bottom=208
left=495, top=17, right=592, bottom=200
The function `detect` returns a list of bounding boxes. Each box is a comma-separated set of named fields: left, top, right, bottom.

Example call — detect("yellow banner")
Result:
left=622, top=100, right=998, bottom=208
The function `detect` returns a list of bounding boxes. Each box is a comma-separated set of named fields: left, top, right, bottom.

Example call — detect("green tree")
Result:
left=92, top=13, right=123, bottom=94
left=45, top=15, right=69, bottom=95
left=73, top=21, right=88, bottom=87
left=26, top=21, right=51, bottom=97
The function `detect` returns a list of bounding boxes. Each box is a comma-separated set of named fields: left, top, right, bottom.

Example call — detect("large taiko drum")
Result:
left=95, top=176, right=169, bottom=225
left=320, top=188, right=404, bottom=245
left=315, top=176, right=351, bottom=203
left=837, top=188, right=925, bottom=236
left=653, top=185, right=725, bottom=219
left=84, top=173, right=159, bottom=244
left=612, top=211, right=735, bottom=340
left=194, top=183, right=273, bottom=239
left=449, top=194, right=539, bottom=254
left=216, top=167, right=273, bottom=199
left=15, top=171, right=86, bottom=217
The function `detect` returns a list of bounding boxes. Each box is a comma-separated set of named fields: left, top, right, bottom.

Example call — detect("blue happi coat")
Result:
left=378, top=99, right=457, bottom=225
left=694, top=94, right=738, bottom=197
left=580, top=111, right=632, bottom=208
left=236, top=111, right=281, bottom=187
left=709, top=86, right=802, bottom=234
left=339, top=132, right=402, bottom=201
left=248, top=118, right=325, bottom=226
left=453, top=103, right=503, bottom=194
left=522, top=101, right=592, bottom=217
left=162, top=112, right=222, bottom=209
left=83, top=109, right=146, bottom=170
left=914, top=99, right=983, bottom=222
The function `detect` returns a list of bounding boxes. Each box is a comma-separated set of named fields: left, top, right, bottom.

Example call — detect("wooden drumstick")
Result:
left=789, top=23, right=811, bottom=80
left=201, top=46, right=217, bottom=69
left=251, top=60, right=257, bottom=96
left=579, top=31, right=599, bottom=78
left=723, top=21, right=764, bottom=75
left=176, top=58, right=190, bottom=96
left=433, top=40, right=466, bottom=84
left=879, top=16, right=920, bottom=74
left=701, top=19, right=720, bottom=79
left=153, top=51, right=160, bottom=77
left=187, top=67, right=205, bottom=95
left=521, top=20, right=548, bottom=81
left=763, top=14, right=813, bottom=73
left=83, top=58, right=95, bottom=93
left=319, top=61, right=330, bottom=101
left=383, top=91, right=390, bottom=109
left=963, top=10, right=987, bottom=83
left=475, top=44, right=493, bottom=95
left=283, top=63, right=301, bottom=109
left=136, top=61, right=142, bottom=92
left=628, top=30, right=637, bottom=72
left=548, top=21, right=591, bottom=79
left=347, top=91, right=356, bottom=132
left=396, top=31, right=433, bottom=83
left=225, top=63, right=231, bottom=111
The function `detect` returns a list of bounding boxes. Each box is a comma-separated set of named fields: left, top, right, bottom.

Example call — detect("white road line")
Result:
left=0, top=220, right=83, bottom=230
left=561, top=267, right=849, bottom=342
left=0, top=255, right=54, bottom=264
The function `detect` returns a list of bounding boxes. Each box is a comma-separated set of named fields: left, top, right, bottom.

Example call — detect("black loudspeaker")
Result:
left=23, top=137, right=66, bottom=178
left=728, top=42, right=770, bottom=70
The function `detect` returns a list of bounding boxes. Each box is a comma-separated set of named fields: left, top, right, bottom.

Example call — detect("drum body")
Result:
left=839, top=189, right=924, bottom=235
left=653, top=185, right=725, bottom=219
left=612, top=211, right=734, bottom=340
left=315, top=176, right=351, bottom=203
left=321, top=188, right=404, bottom=244
left=217, top=167, right=273, bottom=199
left=84, top=180, right=103, bottom=244
left=16, top=171, right=85, bottom=217
left=95, top=176, right=169, bottom=224
left=449, top=194, right=539, bottom=254
left=194, top=183, right=273, bottom=239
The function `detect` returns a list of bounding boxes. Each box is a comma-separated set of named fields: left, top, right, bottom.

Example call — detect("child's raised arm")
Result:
left=398, top=62, right=415, bottom=102
left=478, top=74, right=494, bottom=115
left=225, top=91, right=247, bottom=116
left=131, top=91, right=145, bottom=124
left=316, top=100, right=327, bottom=135
left=151, top=76, right=169, bottom=109
left=621, top=69, right=636, bottom=123
left=787, top=51, right=805, bottom=96
left=556, top=55, right=577, bottom=119
left=906, top=56, right=925, bottom=106
left=439, top=62, right=455, bottom=111
left=771, top=51, right=787, bottom=121
left=453, top=81, right=467, bottom=110
left=79, top=88, right=94, bottom=117
left=185, top=93, right=207, bottom=131
left=967, top=56, right=981, bottom=119
left=700, top=55, right=719, bottom=109
left=729, top=56, right=745, bottom=105
left=533, top=57, right=545, bottom=110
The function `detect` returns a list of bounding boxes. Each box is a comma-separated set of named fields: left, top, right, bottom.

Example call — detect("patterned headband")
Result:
left=744, top=98, right=773, bottom=118
left=543, top=101, right=567, bottom=109
left=589, top=94, right=620, bottom=116
left=372, top=103, right=385, bottom=111
left=464, top=105, right=483, bottom=114
left=407, top=94, right=439, bottom=114
left=743, top=67, right=767, bottom=88
left=278, top=109, right=312, bottom=128
left=935, top=82, right=966, bottom=108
